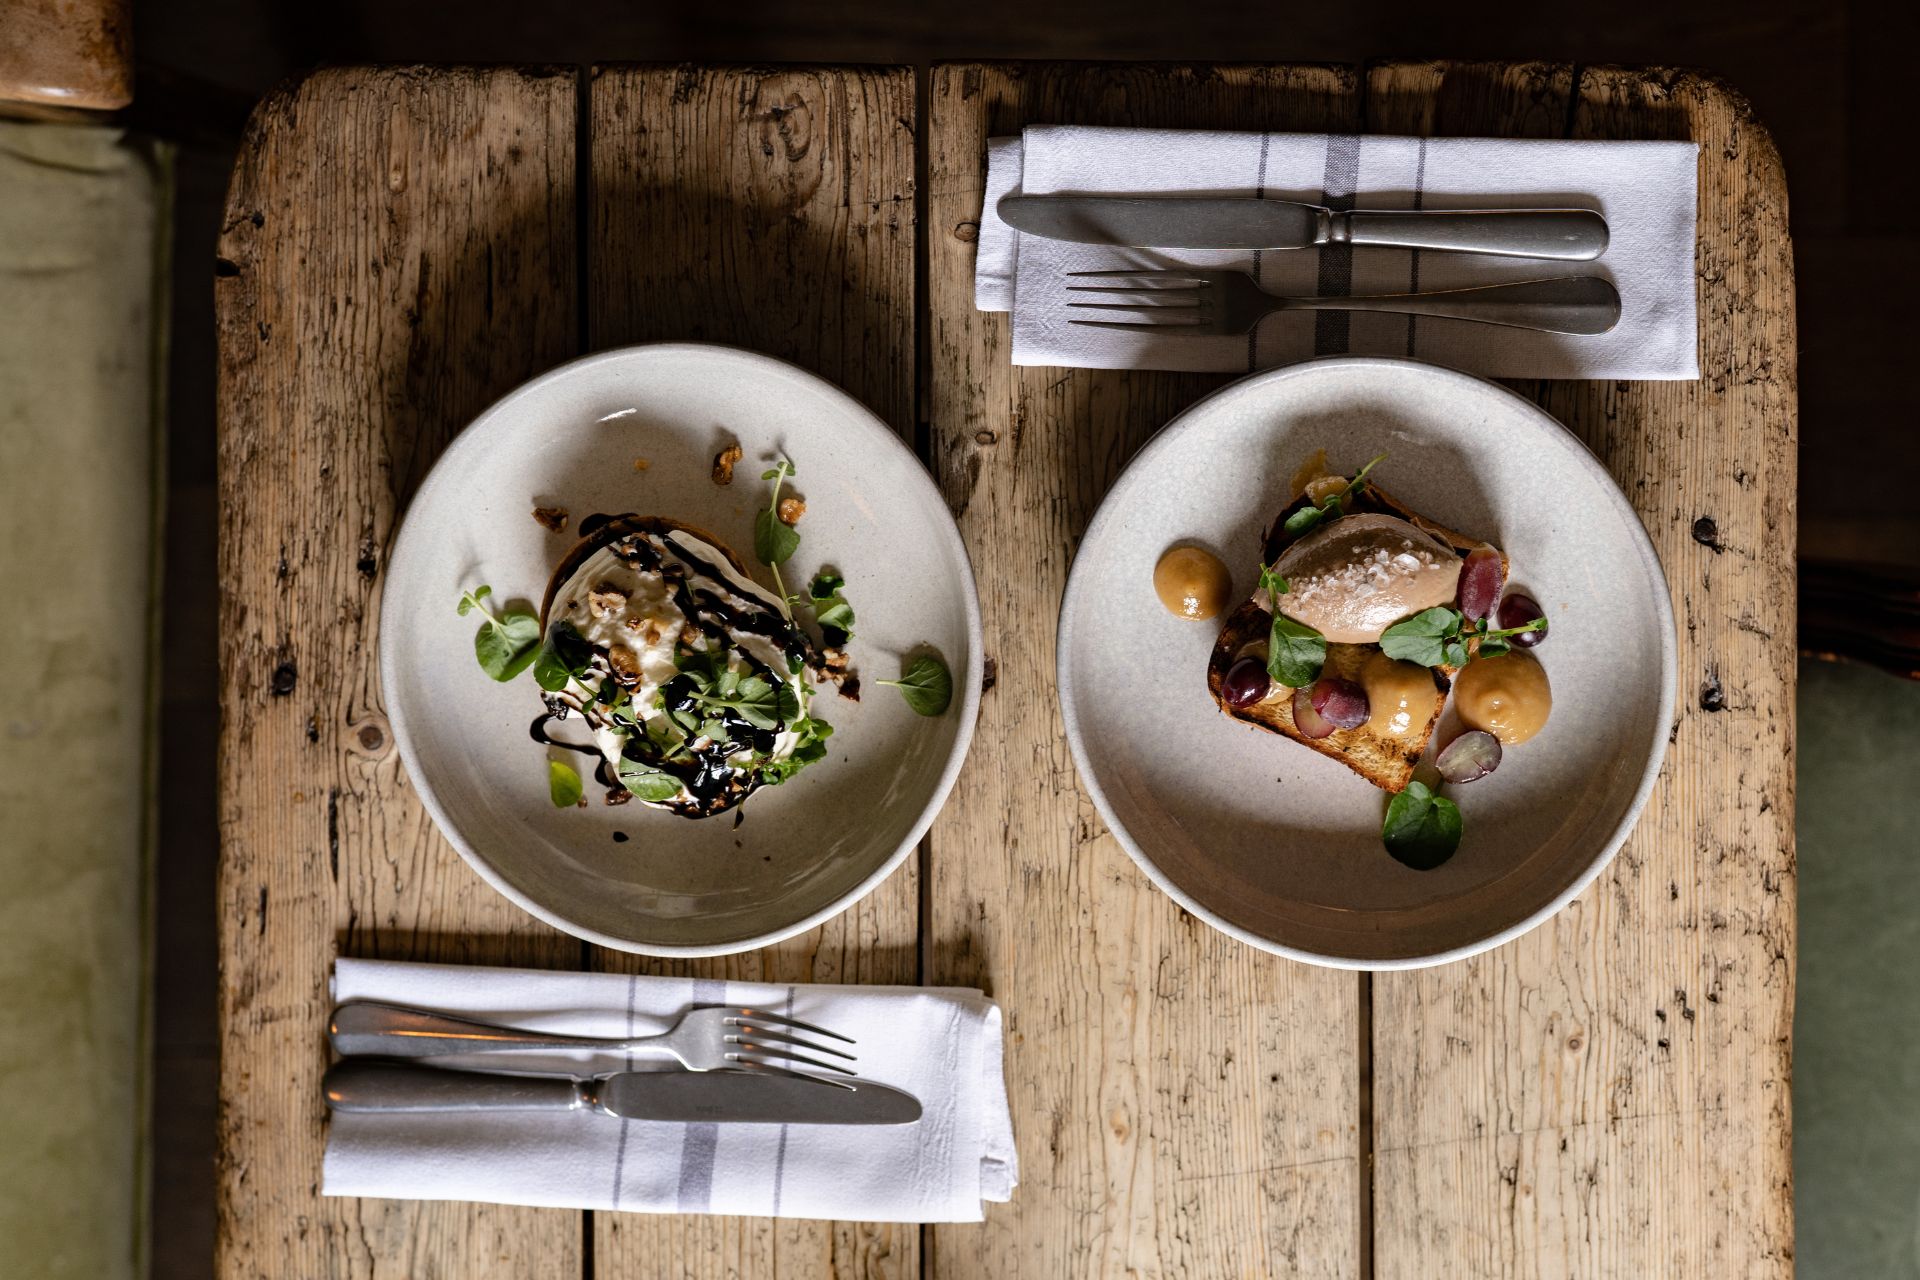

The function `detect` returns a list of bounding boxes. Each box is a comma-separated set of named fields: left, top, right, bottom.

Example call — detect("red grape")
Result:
left=1291, top=686, right=1337, bottom=738
left=1310, top=677, right=1370, bottom=729
left=1457, top=544, right=1505, bottom=621
left=1222, top=657, right=1272, bottom=709
left=1436, top=730, right=1503, bottom=783
left=1496, top=592, right=1548, bottom=648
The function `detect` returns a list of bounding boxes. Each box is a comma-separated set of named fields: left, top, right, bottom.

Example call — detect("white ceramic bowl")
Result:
left=381, top=344, right=981, bottom=955
left=1058, top=357, right=1674, bottom=969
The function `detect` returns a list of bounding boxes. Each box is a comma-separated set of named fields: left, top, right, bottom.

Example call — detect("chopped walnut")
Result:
left=605, top=787, right=632, bottom=806
left=532, top=505, right=570, bottom=533
left=606, top=644, right=642, bottom=685
left=587, top=583, right=628, bottom=618
left=711, top=442, right=743, bottom=485
left=839, top=672, right=861, bottom=701
left=632, top=457, right=651, bottom=472
left=777, top=495, right=806, bottom=525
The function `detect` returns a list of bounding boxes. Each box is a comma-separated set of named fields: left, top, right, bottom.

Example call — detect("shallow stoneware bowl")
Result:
left=382, top=344, right=981, bottom=955
left=1058, top=357, right=1674, bottom=969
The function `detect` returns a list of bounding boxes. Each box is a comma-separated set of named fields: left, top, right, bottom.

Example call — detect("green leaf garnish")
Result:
left=547, top=758, right=584, bottom=808
left=877, top=654, right=952, bottom=716
left=1379, top=606, right=1467, bottom=668
left=616, top=752, right=684, bottom=803
left=753, top=457, right=801, bottom=619
left=808, top=570, right=855, bottom=646
left=458, top=585, right=541, bottom=682
left=1345, top=451, right=1388, bottom=499
left=533, top=621, right=597, bottom=692
left=1282, top=504, right=1325, bottom=537
left=1266, top=613, right=1326, bottom=689
left=1382, top=779, right=1462, bottom=870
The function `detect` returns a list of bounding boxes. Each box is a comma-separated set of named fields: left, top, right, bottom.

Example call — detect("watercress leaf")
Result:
left=1382, top=780, right=1462, bottom=870
left=457, top=596, right=475, bottom=617
left=1257, top=563, right=1289, bottom=598
left=630, top=773, right=684, bottom=802
left=718, top=666, right=740, bottom=698
left=533, top=622, right=597, bottom=691
left=736, top=674, right=771, bottom=701
left=807, top=570, right=856, bottom=643
left=878, top=654, right=953, bottom=716
left=776, top=682, right=802, bottom=724
left=1265, top=613, right=1327, bottom=689
left=1282, top=504, right=1325, bottom=537
left=1379, top=607, right=1466, bottom=667
left=1478, top=635, right=1512, bottom=659
left=474, top=608, right=542, bottom=681
left=754, top=506, right=800, bottom=566
left=547, top=759, right=584, bottom=808
left=1443, top=640, right=1469, bottom=668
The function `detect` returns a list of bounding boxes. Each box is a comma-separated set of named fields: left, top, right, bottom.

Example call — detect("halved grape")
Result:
left=1436, top=729, right=1503, bottom=783
left=1497, top=592, right=1548, bottom=648
left=1222, top=657, right=1272, bottom=709
left=1291, top=686, right=1337, bottom=738
left=1457, top=544, right=1505, bottom=621
left=1310, top=677, right=1370, bottom=729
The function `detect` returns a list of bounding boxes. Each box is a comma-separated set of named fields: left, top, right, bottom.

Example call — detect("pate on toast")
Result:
left=1206, top=460, right=1509, bottom=793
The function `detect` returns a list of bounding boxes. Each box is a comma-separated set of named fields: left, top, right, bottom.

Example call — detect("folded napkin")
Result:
left=323, top=959, right=1017, bottom=1222
left=977, top=125, right=1699, bottom=380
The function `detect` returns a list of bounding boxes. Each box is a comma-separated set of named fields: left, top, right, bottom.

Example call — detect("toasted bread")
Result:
left=1205, top=478, right=1506, bottom=792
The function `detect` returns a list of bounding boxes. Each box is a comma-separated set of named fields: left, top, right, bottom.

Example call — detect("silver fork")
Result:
left=1067, top=269, right=1620, bottom=336
left=329, top=1001, right=857, bottom=1075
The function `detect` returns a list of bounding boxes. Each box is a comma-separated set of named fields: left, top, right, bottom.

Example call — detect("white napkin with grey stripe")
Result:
left=976, top=125, right=1699, bottom=379
left=322, top=959, right=1017, bottom=1222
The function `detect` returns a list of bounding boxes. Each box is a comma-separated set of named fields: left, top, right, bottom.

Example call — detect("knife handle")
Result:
left=324, top=1061, right=589, bottom=1113
left=1334, top=208, right=1608, bottom=260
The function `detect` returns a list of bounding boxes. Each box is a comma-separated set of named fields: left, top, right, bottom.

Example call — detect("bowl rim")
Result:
left=1056, top=355, right=1677, bottom=971
left=380, top=341, right=984, bottom=956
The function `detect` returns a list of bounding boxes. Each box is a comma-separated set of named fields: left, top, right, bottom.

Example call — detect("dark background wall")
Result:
left=136, top=2, right=1917, bottom=1275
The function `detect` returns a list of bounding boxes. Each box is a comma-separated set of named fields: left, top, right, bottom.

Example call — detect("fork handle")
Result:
left=1281, top=276, right=1621, bottom=336
left=1334, top=208, right=1608, bottom=260
left=330, top=1000, right=657, bottom=1060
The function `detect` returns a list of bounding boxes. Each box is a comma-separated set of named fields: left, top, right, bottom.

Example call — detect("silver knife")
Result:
left=323, top=1061, right=922, bottom=1125
left=997, top=194, right=1608, bottom=260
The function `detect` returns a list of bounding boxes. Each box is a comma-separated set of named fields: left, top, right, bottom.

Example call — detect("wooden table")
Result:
left=216, top=61, right=1796, bottom=1278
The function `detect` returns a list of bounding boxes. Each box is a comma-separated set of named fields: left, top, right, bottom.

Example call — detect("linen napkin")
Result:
left=322, top=959, right=1017, bottom=1222
left=976, top=126, right=1699, bottom=379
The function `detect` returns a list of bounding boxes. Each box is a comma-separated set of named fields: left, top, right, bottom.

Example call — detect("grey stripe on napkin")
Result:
left=675, top=977, right=730, bottom=1213
left=1314, top=134, right=1361, bottom=356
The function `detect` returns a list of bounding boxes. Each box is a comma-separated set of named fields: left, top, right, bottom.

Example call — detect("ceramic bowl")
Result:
left=381, top=344, right=981, bottom=955
left=1057, top=357, right=1674, bottom=969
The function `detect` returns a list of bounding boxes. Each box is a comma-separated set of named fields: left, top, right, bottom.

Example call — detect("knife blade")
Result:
left=996, top=195, right=1608, bottom=260
left=324, top=1060, right=922, bottom=1125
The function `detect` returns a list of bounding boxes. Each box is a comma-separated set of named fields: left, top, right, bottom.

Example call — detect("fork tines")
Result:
left=723, top=1008, right=858, bottom=1076
left=1066, top=268, right=1211, bottom=329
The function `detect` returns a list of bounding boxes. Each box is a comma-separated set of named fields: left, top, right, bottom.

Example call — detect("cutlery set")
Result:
left=324, top=1000, right=922, bottom=1126
left=999, top=193, right=1621, bottom=336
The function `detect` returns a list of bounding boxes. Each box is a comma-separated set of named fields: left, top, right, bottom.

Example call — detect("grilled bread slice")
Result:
left=1205, top=477, right=1507, bottom=792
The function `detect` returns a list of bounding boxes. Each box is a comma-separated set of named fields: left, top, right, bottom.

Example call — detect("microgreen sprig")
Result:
left=1382, top=779, right=1462, bottom=869
left=1380, top=607, right=1547, bottom=668
left=1281, top=452, right=1388, bottom=540
left=1257, top=562, right=1326, bottom=689
left=457, top=585, right=543, bottom=682
left=876, top=654, right=953, bottom=716
left=754, top=458, right=800, bottom=620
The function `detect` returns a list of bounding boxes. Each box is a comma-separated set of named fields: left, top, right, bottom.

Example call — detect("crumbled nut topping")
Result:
left=587, top=583, right=628, bottom=618
left=711, top=442, right=743, bottom=485
left=632, top=457, right=651, bottom=472
left=605, top=787, right=632, bottom=806
left=606, top=644, right=642, bottom=685
left=777, top=495, right=806, bottom=526
left=532, top=505, right=570, bottom=533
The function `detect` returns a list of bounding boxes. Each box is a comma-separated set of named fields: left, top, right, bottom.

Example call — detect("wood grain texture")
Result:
left=925, top=64, right=1368, bottom=1280
left=215, top=66, right=584, bottom=1279
left=1365, top=61, right=1798, bottom=1279
left=584, top=66, right=920, bottom=1280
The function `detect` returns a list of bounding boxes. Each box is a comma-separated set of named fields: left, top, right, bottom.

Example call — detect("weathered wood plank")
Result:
left=585, top=65, right=920, bottom=1280
left=926, top=63, right=1366, bottom=1280
left=1366, top=60, right=1798, bottom=1279
left=214, top=66, right=584, bottom=1279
